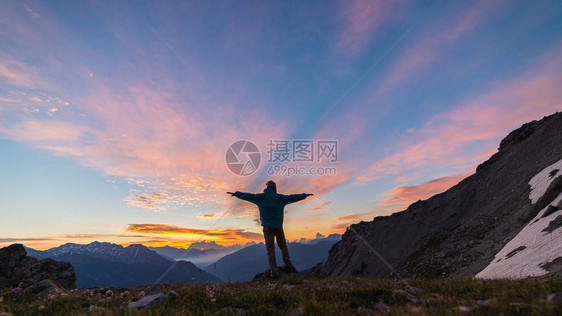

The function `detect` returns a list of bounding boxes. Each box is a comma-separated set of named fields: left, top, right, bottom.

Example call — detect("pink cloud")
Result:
left=361, top=43, right=562, bottom=182
left=381, top=173, right=469, bottom=207
left=125, top=192, right=169, bottom=211
left=379, top=1, right=509, bottom=91
left=0, top=4, right=340, bottom=219
left=23, top=4, right=40, bottom=18
left=0, top=71, right=290, bottom=214
left=0, top=56, right=36, bottom=87
left=337, top=0, right=407, bottom=54
left=305, top=201, right=332, bottom=212
left=0, top=118, right=91, bottom=143
left=308, top=2, right=513, bottom=184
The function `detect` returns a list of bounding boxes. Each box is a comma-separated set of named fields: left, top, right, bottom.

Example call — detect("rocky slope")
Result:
left=310, top=112, right=562, bottom=278
left=0, top=244, right=75, bottom=289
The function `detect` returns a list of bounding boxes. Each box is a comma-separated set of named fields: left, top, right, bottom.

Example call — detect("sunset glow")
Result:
left=1, top=0, right=561, bottom=250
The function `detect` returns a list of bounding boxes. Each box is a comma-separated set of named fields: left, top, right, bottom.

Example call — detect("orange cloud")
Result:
left=322, top=211, right=374, bottom=234
left=381, top=173, right=469, bottom=207
left=126, top=224, right=262, bottom=243
left=336, top=212, right=373, bottom=221
left=331, top=223, right=349, bottom=231
left=119, top=239, right=203, bottom=249
left=125, top=192, right=169, bottom=211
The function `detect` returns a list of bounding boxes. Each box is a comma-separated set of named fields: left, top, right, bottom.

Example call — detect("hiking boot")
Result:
left=281, top=264, right=298, bottom=274
left=269, top=268, right=280, bottom=278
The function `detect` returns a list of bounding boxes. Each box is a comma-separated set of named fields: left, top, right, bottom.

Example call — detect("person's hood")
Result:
left=263, top=187, right=277, bottom=194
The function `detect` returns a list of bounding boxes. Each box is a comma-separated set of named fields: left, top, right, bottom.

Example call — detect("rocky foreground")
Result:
left=0, top=244, right=75, bottom=291
left=1, top=235, right=561, bottom=315
left=0, top=275, right=561, bottom=315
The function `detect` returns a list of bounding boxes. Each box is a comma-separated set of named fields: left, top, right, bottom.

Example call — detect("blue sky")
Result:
left=1, top=0, right=561, bottom=249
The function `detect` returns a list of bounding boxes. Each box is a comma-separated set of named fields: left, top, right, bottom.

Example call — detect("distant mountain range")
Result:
left=26, top=242, right=220, bottom=287
left=311, top=112, right=562, bottom=279
left=205, top=234, right=341, bottom=281
left=148, top=235, right=341, bottom=270
left=302, top=233, right=341, bottom=245
left=189, top=240, right=233, bottom=250
left=23, top=233, right=342, bottom=286
left=149, top=243, right=243, bottom=268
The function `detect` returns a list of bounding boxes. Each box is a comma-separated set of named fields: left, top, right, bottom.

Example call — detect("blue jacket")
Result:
left=234, top=187, right=307, bottom=228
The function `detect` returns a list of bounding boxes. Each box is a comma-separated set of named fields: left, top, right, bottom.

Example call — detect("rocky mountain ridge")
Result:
left=26, top=242, right=220, bottom=287
left=30, top=241, right=165, bottom=265
left=310, top=112, right=562, bottom=279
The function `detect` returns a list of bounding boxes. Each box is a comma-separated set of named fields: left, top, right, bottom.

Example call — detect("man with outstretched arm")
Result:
left=227, top=180, right=313, bottom=278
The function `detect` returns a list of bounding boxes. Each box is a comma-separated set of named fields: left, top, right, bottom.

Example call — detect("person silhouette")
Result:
left=227, top=180, right=313, bottom=278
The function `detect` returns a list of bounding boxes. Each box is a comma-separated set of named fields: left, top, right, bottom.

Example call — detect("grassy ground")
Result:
left=1, top=276, right=561, bottom=315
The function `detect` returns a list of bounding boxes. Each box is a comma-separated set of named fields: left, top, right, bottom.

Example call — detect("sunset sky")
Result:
left=1, top=0, right=561, bottom=250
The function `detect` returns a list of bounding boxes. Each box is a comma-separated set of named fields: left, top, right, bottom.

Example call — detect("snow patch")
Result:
left=528, top=159, right=562, bottom=204
left=476, top=193, right=562, bottom=279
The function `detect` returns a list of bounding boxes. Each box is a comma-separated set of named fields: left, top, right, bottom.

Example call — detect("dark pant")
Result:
left=263, top=226, right=293, bottom=274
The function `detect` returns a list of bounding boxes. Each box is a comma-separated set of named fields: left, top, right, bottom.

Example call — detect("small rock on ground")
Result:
left=547, top=293, right=562, bottom=303
left=26, top=280, right=65, bottom=296
left=128, top=285, right=178, bottom=309
left=476, top=299, right=491, bottom=307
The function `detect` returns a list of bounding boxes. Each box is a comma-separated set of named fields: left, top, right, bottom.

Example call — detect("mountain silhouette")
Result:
left=26, top=242, right=220, bottom=287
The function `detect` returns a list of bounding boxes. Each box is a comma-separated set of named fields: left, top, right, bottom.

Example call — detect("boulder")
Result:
left=128, top=285, right=178, bottom=309
left=547, top=292, right=562, bottom=303
left=26, top=279, right=65, bottom=296
left=0, top=244, right=76, bottom=290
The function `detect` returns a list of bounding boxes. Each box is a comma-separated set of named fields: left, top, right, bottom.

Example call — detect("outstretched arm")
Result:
left=281, top=193, right=313, bottom=205
left=227, top=191, right=261, bottom=204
